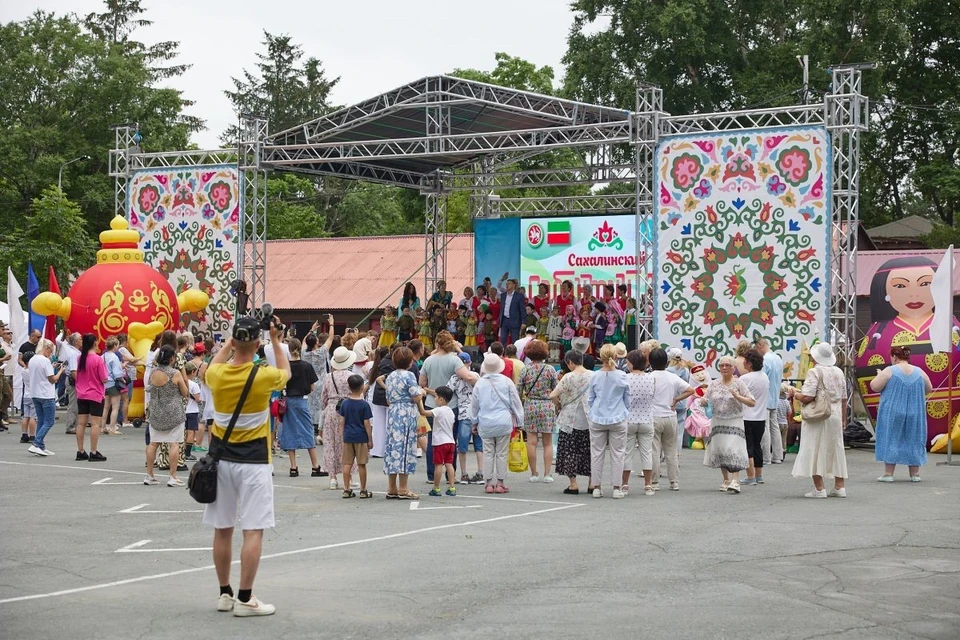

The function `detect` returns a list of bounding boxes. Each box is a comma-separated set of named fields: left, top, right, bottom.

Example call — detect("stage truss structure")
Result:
left=112, top=72, right=866, bottom=375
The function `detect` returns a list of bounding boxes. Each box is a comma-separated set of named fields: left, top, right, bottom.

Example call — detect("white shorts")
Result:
left=202, top=461, right=275, bottom=531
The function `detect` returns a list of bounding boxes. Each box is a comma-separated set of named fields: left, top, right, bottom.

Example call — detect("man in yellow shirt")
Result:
left=204, top=315, right=289, bottom=617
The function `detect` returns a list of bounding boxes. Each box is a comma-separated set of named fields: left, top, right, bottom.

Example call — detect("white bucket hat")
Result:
left=810, top=342, right=836, bottom=367
left=481, top=353, right=505, bottom=376
left=614, top=342, right=628, bottom=358
left=330, top=346, right=358, bottom=370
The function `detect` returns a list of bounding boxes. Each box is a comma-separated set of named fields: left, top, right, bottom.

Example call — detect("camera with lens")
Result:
left=252, top=303, right=284, bottom=332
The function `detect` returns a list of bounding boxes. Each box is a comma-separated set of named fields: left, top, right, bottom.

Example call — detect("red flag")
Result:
left=44, top=265, right=61, bottom=341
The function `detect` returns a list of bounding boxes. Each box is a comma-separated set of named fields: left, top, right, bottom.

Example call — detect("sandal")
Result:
left=398, top=491, right=419, bottom=500
left=358, top=490, right=373, bottom=499
left=342, top=489, right=356, bottom=499
left=385, top=493, right=400, bottom=500
left=310, top=467, right=329, bottom=477
left=289, top=468, right=299, bottom=477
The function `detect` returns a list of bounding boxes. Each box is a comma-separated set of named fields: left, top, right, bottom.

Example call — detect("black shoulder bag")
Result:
left=188, top=366, right=259, bottom=504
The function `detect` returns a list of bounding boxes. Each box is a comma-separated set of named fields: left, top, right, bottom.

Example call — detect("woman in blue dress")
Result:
left=382, top=346, right=423, bottom=500
left=870, top=346, right=932, bottom=482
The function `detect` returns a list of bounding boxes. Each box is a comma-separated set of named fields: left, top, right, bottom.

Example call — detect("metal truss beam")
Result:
left=262, top=121, right=633, bottom=164
left=496, top=194, right=635, bottom=215
left=827, top=68, right=868, bottom=377
left=129, top=149, right=238, bottom=170
left=270, top=161, right=424, bottom=189
left=424, top=189, right=448, bottom=298
left=635, top=85, right=665, bottom=343
left=663, top=104, right=824, bottom=135
left=110, top=124, right=140, bottom=223
left=239, top=116, right=269, bottom=313
left=441, top=163, right=637, bottom=191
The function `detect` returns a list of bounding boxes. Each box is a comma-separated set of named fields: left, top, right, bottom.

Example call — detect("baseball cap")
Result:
left=193, top=342, right=206, bottom=355
left=457, top=351, right=472, bottom=364
left=232, top=316, right=262, bottom=342
left=525, top=326, right=537, bottom=334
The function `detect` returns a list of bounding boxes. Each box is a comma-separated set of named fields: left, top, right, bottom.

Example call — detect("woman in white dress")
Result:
left=702, top=355, right=756, bottom=494
left=792, top=342, right=849, bottom=498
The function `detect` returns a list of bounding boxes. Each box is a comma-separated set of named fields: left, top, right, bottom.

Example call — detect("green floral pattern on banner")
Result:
left=128, top=167, right=240, bottom=337
left=655, top=128, right=829, bottom=375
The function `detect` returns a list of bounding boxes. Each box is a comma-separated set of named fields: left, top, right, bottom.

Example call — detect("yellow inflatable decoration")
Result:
left=32, top=216, right=209, bottom=421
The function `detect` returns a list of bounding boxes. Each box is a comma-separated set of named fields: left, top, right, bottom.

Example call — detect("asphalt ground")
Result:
left=1, top=419, right=958, bottom=640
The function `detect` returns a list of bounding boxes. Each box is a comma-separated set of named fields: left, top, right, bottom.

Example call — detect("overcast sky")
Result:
left=2, top=0, right=596, bottom=148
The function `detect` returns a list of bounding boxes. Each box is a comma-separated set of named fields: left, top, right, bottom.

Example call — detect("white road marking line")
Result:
left=92, top=477, right=143, bottom=486
left=0, top=502, right=583, bottom=605
left=409, top=501, right=482, bottom=511
left=116, top=539, right=212, bottom=553
left=0, top=461, right=318, bottom=490
left=118, top=503, right=202, bottom=514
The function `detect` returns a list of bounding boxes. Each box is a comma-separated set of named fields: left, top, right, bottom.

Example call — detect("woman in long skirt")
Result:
left=383, top=347, right=422, bottom=500
left=793, top=343, right=849, bottom=498
left=302, top=317, right=335, bottom=441
left=279, top=339, right=321, bottom=477
left=321, top=346, right=356, bottom=490
left=549, top=351, right=593, bottom=494
left=703, top=356, right=756, bottom=494
left=370, top=346, right=395, bottom=458
left=870, top=345, right=932, bottom=482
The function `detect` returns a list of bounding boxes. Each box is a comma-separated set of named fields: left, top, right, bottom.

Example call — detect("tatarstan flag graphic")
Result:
left=547, top=220, right=571, bottom=245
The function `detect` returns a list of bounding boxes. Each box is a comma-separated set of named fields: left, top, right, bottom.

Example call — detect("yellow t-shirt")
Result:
left=206, top=362, right=289, bottom=464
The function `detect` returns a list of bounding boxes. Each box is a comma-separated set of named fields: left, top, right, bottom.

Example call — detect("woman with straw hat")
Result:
left=792, top=342, right=849, bottom=498
left=321, top=346, right=357, bottom=490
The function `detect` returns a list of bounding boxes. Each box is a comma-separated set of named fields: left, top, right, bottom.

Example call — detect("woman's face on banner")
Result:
left=886, top=266, right=936, bottom=319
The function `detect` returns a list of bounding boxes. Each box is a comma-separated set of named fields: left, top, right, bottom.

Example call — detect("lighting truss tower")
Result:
left=109, top=124, right=140, bottom=221
left=635, top=84, right=666, bottom=342
left=239, top=115, right=269, bottom=311
left=827, top=67, right=869, bottom=370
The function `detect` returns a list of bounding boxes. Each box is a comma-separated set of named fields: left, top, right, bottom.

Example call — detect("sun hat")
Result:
left=330, top=346, right=358, bottom=370
left=571, top=337, right=590, bottom=354
left=614, top=342, right=628, bottom=358
left=667, top=347, right=683, bottom=360
left=810, top=342, right=836, bottom=367
left=480, top=352, right=505, bottom=376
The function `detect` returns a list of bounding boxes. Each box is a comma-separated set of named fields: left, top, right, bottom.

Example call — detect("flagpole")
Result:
left=939, top=246, right=959, bottom=467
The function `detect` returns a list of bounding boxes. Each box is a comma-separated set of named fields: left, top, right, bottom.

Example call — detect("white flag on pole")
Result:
left=6, top=267, right=27, bottom=411
left=930, top=245, right=954, bottom=354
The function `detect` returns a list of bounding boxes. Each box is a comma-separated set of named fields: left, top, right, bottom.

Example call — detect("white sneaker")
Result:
left=827, top=487, right=847, bottom=498
left=167, top=477, right=185, bottom=487
left=232, top=596, right=275, bottom=617
left=805, top=489, right=828, bottom=499
left=415, top=448, right=423, bottom=458
left=529, top=475, right=541, bottom=483
left=727, top=481, right=741, bottom=494
left=644, top=486, right=655, bottom=496
left=612, top=489, right=625, bottom=499
left=27, top=445, right=47, bottom=456
left=143, top=476, right=159, bottom=486
left=592, top=488, right=602, bottom=498
left=542, top=475, right=555, bottom=484
left=669, top=481, right=679, bottom=491
left=217, top=594, right=235, bottom=612
left=350, top=481, right=360, bottom=489
left=329, top=478, right=339, bottom=490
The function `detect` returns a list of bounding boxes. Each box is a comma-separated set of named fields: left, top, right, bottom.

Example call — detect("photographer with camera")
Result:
left=203, top=313, right=290, bottom=617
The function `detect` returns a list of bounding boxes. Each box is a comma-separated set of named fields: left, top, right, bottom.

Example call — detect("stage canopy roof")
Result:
left=261, top=75, right=635, bottom=190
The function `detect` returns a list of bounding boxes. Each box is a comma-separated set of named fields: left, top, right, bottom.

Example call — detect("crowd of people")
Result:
left=0, top=275, right=940, bottom=618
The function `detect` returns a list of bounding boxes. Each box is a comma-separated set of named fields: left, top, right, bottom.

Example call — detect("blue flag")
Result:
left=26, top=263, right=45, bottom=335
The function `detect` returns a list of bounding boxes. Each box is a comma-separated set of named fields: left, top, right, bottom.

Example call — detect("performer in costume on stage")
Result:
left=856, top=255, right=960, bottom=449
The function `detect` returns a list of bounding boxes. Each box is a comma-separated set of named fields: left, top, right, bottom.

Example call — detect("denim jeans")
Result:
left=456, top=418, right=483, bottom=453
left=33, top=397, right=57, bottom=450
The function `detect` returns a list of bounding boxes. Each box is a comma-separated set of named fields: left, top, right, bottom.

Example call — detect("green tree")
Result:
left=0, top=188, right=96, bottom=299
left=0, top=3, right=201, bottom=251
left=223, top=31, right=339, bottom=143
left=562, top=0, right=959, bottom=228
